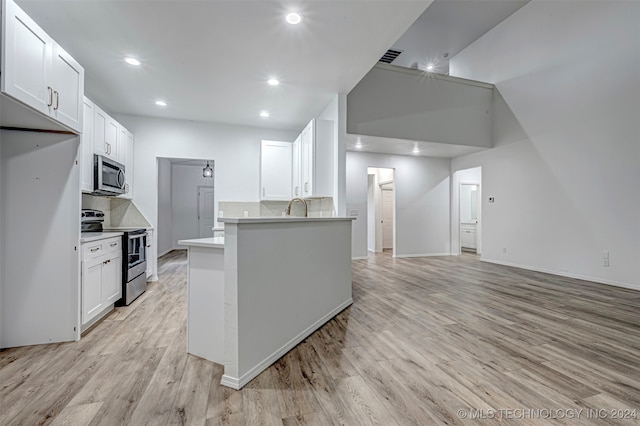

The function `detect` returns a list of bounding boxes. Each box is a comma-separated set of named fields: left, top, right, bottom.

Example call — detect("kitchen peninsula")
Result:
left=179, top=216, right=354, bottom=390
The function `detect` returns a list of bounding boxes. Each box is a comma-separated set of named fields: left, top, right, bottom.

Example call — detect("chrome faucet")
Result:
left=286, top=198, right=308, bottom=217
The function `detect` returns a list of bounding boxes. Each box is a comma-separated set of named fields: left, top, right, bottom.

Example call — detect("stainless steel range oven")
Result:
left=120, top=229, right=147, bottom=305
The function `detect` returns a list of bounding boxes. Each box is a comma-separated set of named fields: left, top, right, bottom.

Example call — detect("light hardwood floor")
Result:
left=1, top=251, right=639, bottom=425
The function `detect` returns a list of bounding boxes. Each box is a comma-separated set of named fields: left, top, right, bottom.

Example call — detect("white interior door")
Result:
left=198, top=186, right=215, bottom=238
left=381, top=188, right=393, bottom=249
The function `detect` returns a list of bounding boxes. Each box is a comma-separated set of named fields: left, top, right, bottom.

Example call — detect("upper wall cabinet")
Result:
left=295, top=119, right=334, bottom=198
left=80, top=96, right=134, bottom=198
left=119, top=125, right=134, bottom=199
left=1, top=0, right=84, bottom=133
left=260, top=140, right=292, bottom=201
left=80, top=98, right=95, bottom=193
left=291, top=135, right=302, bottom=197
left=93, top=104, right=119, bottom=161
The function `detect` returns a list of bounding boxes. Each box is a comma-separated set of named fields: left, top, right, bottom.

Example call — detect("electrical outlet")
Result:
left=602, top=251, right=610, bottom=267
left=243, top=211, right=249, bottom=217
left=218, top=210, right=224, bottom=218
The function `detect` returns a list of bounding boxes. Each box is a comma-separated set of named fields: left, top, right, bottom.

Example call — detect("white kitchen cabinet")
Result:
left=291, top=135, right=302, bottom=197
left=126, top=131, right=134, bottom=198
left=93, top=104, right=119, bottom=161
left=102, top=252, right=122, bottom=305
left=1, top=0, right=84, bottom=133
left=81, top=236, right=122, bottom=326
left=300, top=123, right=313, bottom=197
left=260, top=140, right=292, bottom=201
left=80, top=97, right=95, bottom=193
left=81, top=97, right=134, bottom=196
left=118, top=126, right=134, bottom=199
left=299, top=119, right=334, bottom=198
left=50, top=43, right=83, bottom=131
left=82, top=256, right=104, bottom=325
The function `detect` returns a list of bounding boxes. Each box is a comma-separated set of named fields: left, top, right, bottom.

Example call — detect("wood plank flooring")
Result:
left=1, top=251, right=639, bottom=425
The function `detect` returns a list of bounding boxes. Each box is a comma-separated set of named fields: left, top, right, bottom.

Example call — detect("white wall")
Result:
left=450, top=1, right=640, bottom=289
left=347, top=64, right=494, bottom=148
left=157, top=158, right=173, bottom=255
left=114, top=114, right=298, bottom=248
left=171, top=164, right=213, bottom=245
left=347, top=152, right=450, bottom=258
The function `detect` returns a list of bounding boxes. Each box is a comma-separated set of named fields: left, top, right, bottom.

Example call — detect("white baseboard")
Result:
left=351, top=256, right=368, bottom=260
left=482, top=258, right=640, bottom=292
left=393, top=252, right=452, bottom=258
left=220, top=298, right=353, bottom=390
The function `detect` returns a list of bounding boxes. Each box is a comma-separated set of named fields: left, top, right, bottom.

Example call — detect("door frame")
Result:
left=379, top=180, right=394, bottom=253
left=458, top=182, right=481, bottom=254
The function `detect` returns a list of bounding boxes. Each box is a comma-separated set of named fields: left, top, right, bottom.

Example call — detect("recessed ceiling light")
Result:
left=355, top=142, right=363, bottom=149
left=285, top=12, right=302, bottom=25
left=125, top=57, right=141, bottom=66
left=155, top=100, right=167, bottom=107
left=260, top=111, right=270, bottom=118
left=267, top=78, right=280, bottom=86
left=412, top=147, right=420, bottom=154
left=426, top=64, right=434, bottom=71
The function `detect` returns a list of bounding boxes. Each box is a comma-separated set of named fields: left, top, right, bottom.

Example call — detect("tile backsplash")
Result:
left=82, top=194, right=151, bottom=228
left=82, top=194, right=112, bottom=226
left=218, top=197, right=335, bottom=226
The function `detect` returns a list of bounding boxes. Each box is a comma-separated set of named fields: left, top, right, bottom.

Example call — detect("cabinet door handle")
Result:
left=47, top=87, right=53, bottom=107
left=106, top=143, right=111, bottom=155
left=146, top=245, right=151, bottom=248
left=304, top=182, right=309, bottom=193
left=54, top=91, right=59, bottom=110
left=90, top=247, right=100, bottom=253
left=295, top=187, right=299, bottom=196
left=110, top=242, right=118, bottom=247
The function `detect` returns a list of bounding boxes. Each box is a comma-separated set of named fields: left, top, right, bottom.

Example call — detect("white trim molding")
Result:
left=482, top=258, right=640, bottom=292
left=221, top=299, right=353, bottom=390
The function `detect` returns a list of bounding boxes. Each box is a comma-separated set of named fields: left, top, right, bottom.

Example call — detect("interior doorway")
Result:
left=453, top=166, right=482, bottom=255
left=459, top=183, right=479, bottom=253
left=366, top=167, right=395, bottom=256
left=381, top=182, right=394, bottom=250
left=156, top=157, right=215, bottom=256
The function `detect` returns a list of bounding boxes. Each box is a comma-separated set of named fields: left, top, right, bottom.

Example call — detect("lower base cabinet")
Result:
left=81, top=237, right=122, bottom=325
left=461, top=224, right=477, bottom=250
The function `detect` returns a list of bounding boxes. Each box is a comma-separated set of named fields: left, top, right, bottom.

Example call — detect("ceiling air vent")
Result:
left=379, top=49, right=403, bottom=64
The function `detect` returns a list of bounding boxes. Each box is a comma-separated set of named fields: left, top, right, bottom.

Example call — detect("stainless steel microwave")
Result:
left=94, top=154, right=125, bottom=195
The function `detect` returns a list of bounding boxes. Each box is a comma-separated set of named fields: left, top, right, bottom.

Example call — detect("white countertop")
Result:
left=178, top=237, right=225, bottom=248
left=219, top=217, right=356, bottom=224
left=80, top=232, right=124, bottom=243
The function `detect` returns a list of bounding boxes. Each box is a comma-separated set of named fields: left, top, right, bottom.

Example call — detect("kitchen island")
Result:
left=179, top=216, right=354, bottom=390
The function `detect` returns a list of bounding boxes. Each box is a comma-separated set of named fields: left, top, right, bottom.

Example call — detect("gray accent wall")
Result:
left=347, top=64, right=494, bottom=148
